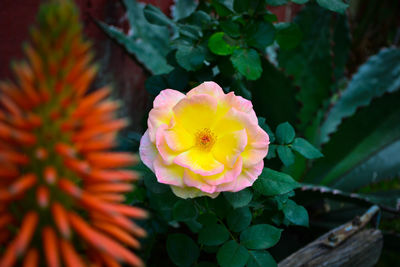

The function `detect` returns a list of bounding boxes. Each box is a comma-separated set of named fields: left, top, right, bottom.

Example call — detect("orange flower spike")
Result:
left=59, top=240, right=86, bottom=267
left=0, top=0, right=145, bottom=265
left=42, top=227, right=61, bottom=267
left=51, top=203, right=71, bottom=239
left=22, top=248, right=39, bottom=267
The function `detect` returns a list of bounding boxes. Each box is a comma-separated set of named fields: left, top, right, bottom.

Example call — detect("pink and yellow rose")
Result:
left=139, top=82, right=269, bottom=198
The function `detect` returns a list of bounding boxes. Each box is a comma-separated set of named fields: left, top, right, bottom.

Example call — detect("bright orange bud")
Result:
left=0, top=0, right=146, bottom=266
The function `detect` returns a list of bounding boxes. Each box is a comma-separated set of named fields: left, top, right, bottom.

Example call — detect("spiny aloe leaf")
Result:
left=306, top=90, right=400, bottom=190
left=98, top=0, right=173, bottom=75
left=320, top=47, right=400, bottom=144
left=278, top=3, right=332, bottom=131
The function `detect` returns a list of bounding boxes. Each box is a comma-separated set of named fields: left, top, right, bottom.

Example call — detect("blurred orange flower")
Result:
left=0, top=1, right=146, bottom=266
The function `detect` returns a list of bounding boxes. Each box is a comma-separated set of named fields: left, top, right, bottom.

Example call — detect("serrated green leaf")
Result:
left=240, top=224, right=282, bottom=250
left=167, top=234, right=199, bottom=266
left=223, top=188, right=253, bottom=208
left=306, top=91, right=400, bottom=190
left=217, top=241, right=249, bottom=267
left=208, top=32, right=238, bottom=56
left=277, top=145, right=295, bottom=166
left=254, top=168, right=299, bottom=196
left=282, top=199, right=309, bottom=227
left=172, top=0, right=198, bottom=21
left=278, top=4, right=332, bottom=131
left=176, top=44, right=205, bottom=71
left=320, top=48, right=400, bottom=144
left=246, top=21, right=276, bottom=50
left=173, top=200, right=197, bottom=221
left=247, top=251, right=277, bottom=267
left=144, top=4, right=175, bottom=27
left=231, top=48, right=262, bottom=80
left=276, top=122, right=295, bottom=144
left=275, top=22, right=302, bottom=50
left=99, top=0, right=173, bottom=75
left=292, top=138, right=323, bottom=159
left=198, top=224, right=230, bottom=246
left=316, top=0, right=348, bottom=14
left=227, top=207, right=252, bottom=232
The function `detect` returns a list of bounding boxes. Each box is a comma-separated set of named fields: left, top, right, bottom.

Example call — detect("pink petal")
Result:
left=153, top=89, right=185, bottom=108
left=203, top=155, right=242, bottom=186
left=139, top=130, right=158, bottom=172
left=242, top=124, right=269, bottom=168
left=216, top=159, right=263, bottom=192
left=187, top=81, right=224, bottom=99
left=155, top=125, right=179, bottom=165
left=153, top=157, right=184, bottom=186
left=182, top=169, right=217, bottom=193
left=225, top=92, right=258, bottom=123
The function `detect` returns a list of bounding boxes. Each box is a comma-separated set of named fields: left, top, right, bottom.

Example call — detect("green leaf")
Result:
left=332, top=14, right=351, bottom=84
left=276, top=122, right=295, bottom=144
left=277, top=146, right=295, bottom=166
left=167, top=234, right=200, bottom=266
left=316, top=0, right=348, bottom=14
left=246, top=21, right=276, bottom=50
left=198, top=224, right=230, bottom=246
left=266, top=0, right=289, bottom=6
left=208, top=32, right=238, bottom=56
left=275, top=22, right=302, bottom=50
left=173, top=200, right=197, bottom=221
left=143, top=4, right=175, bottom=27
left=233, top=0, right=249, bottom=13
left=172, top=0, right=198, bottom=21
left=240, top=224, right=282, bottom=250
left=143, top=172, right=169, bottom=194
left=266, top=144, right=277, bottom=159
left=258, top=117, right=275, bottom=143
left=211, top=0, right=234, bottom=16
left=223, top=188, right=253, bottom=208
left=251, top=59, right=299, bottom=128
left=247, top=251, right=277, bottom=267
left=179, top=24, right=202, bottom=40
left=198, top=212, right=218, bottom=226
left=167, top=67, right=189, bottom=91
left=98, top=0, right=173, bottom=75
left=217, top=241, right=249, bottom=267
left=176, top=44, right=205, bottom=71
left=320, top=48, right=400, bottom=144
left=220, top=20, right=241, bottom=38
left=282, top=199, right=309, bottom=227
left=254, top=168, right=299, bottom=196
left=278, top=4, right=333, bottom=131
left=196, top=262, right=218, bottom=267
left=227, top=207, right=252, bottom=232
left=145, top=74, right=167, bottom=95
left=291, top=137, right=323, bottom=159
left=231, top=48, right=262, bottom=80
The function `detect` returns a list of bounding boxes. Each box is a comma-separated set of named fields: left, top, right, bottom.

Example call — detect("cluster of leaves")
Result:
left=101, top=0, right=400, bottom=265
left=131, top=159, right=307, bottom=267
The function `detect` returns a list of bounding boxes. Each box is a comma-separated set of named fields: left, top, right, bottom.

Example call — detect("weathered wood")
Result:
left=279, top=206, right=383, bottom=267
left=278, top=228, right=383, bottom=267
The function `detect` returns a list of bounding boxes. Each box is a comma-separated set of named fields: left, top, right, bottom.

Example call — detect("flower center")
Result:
left=195, top=128, right=216, bottom=152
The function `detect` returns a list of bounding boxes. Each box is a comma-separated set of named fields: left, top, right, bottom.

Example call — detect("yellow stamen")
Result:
left=195, top=128, right=216, bottom=152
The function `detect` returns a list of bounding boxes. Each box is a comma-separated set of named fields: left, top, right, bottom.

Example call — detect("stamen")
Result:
left=195, top=128, right=216, bottom=152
